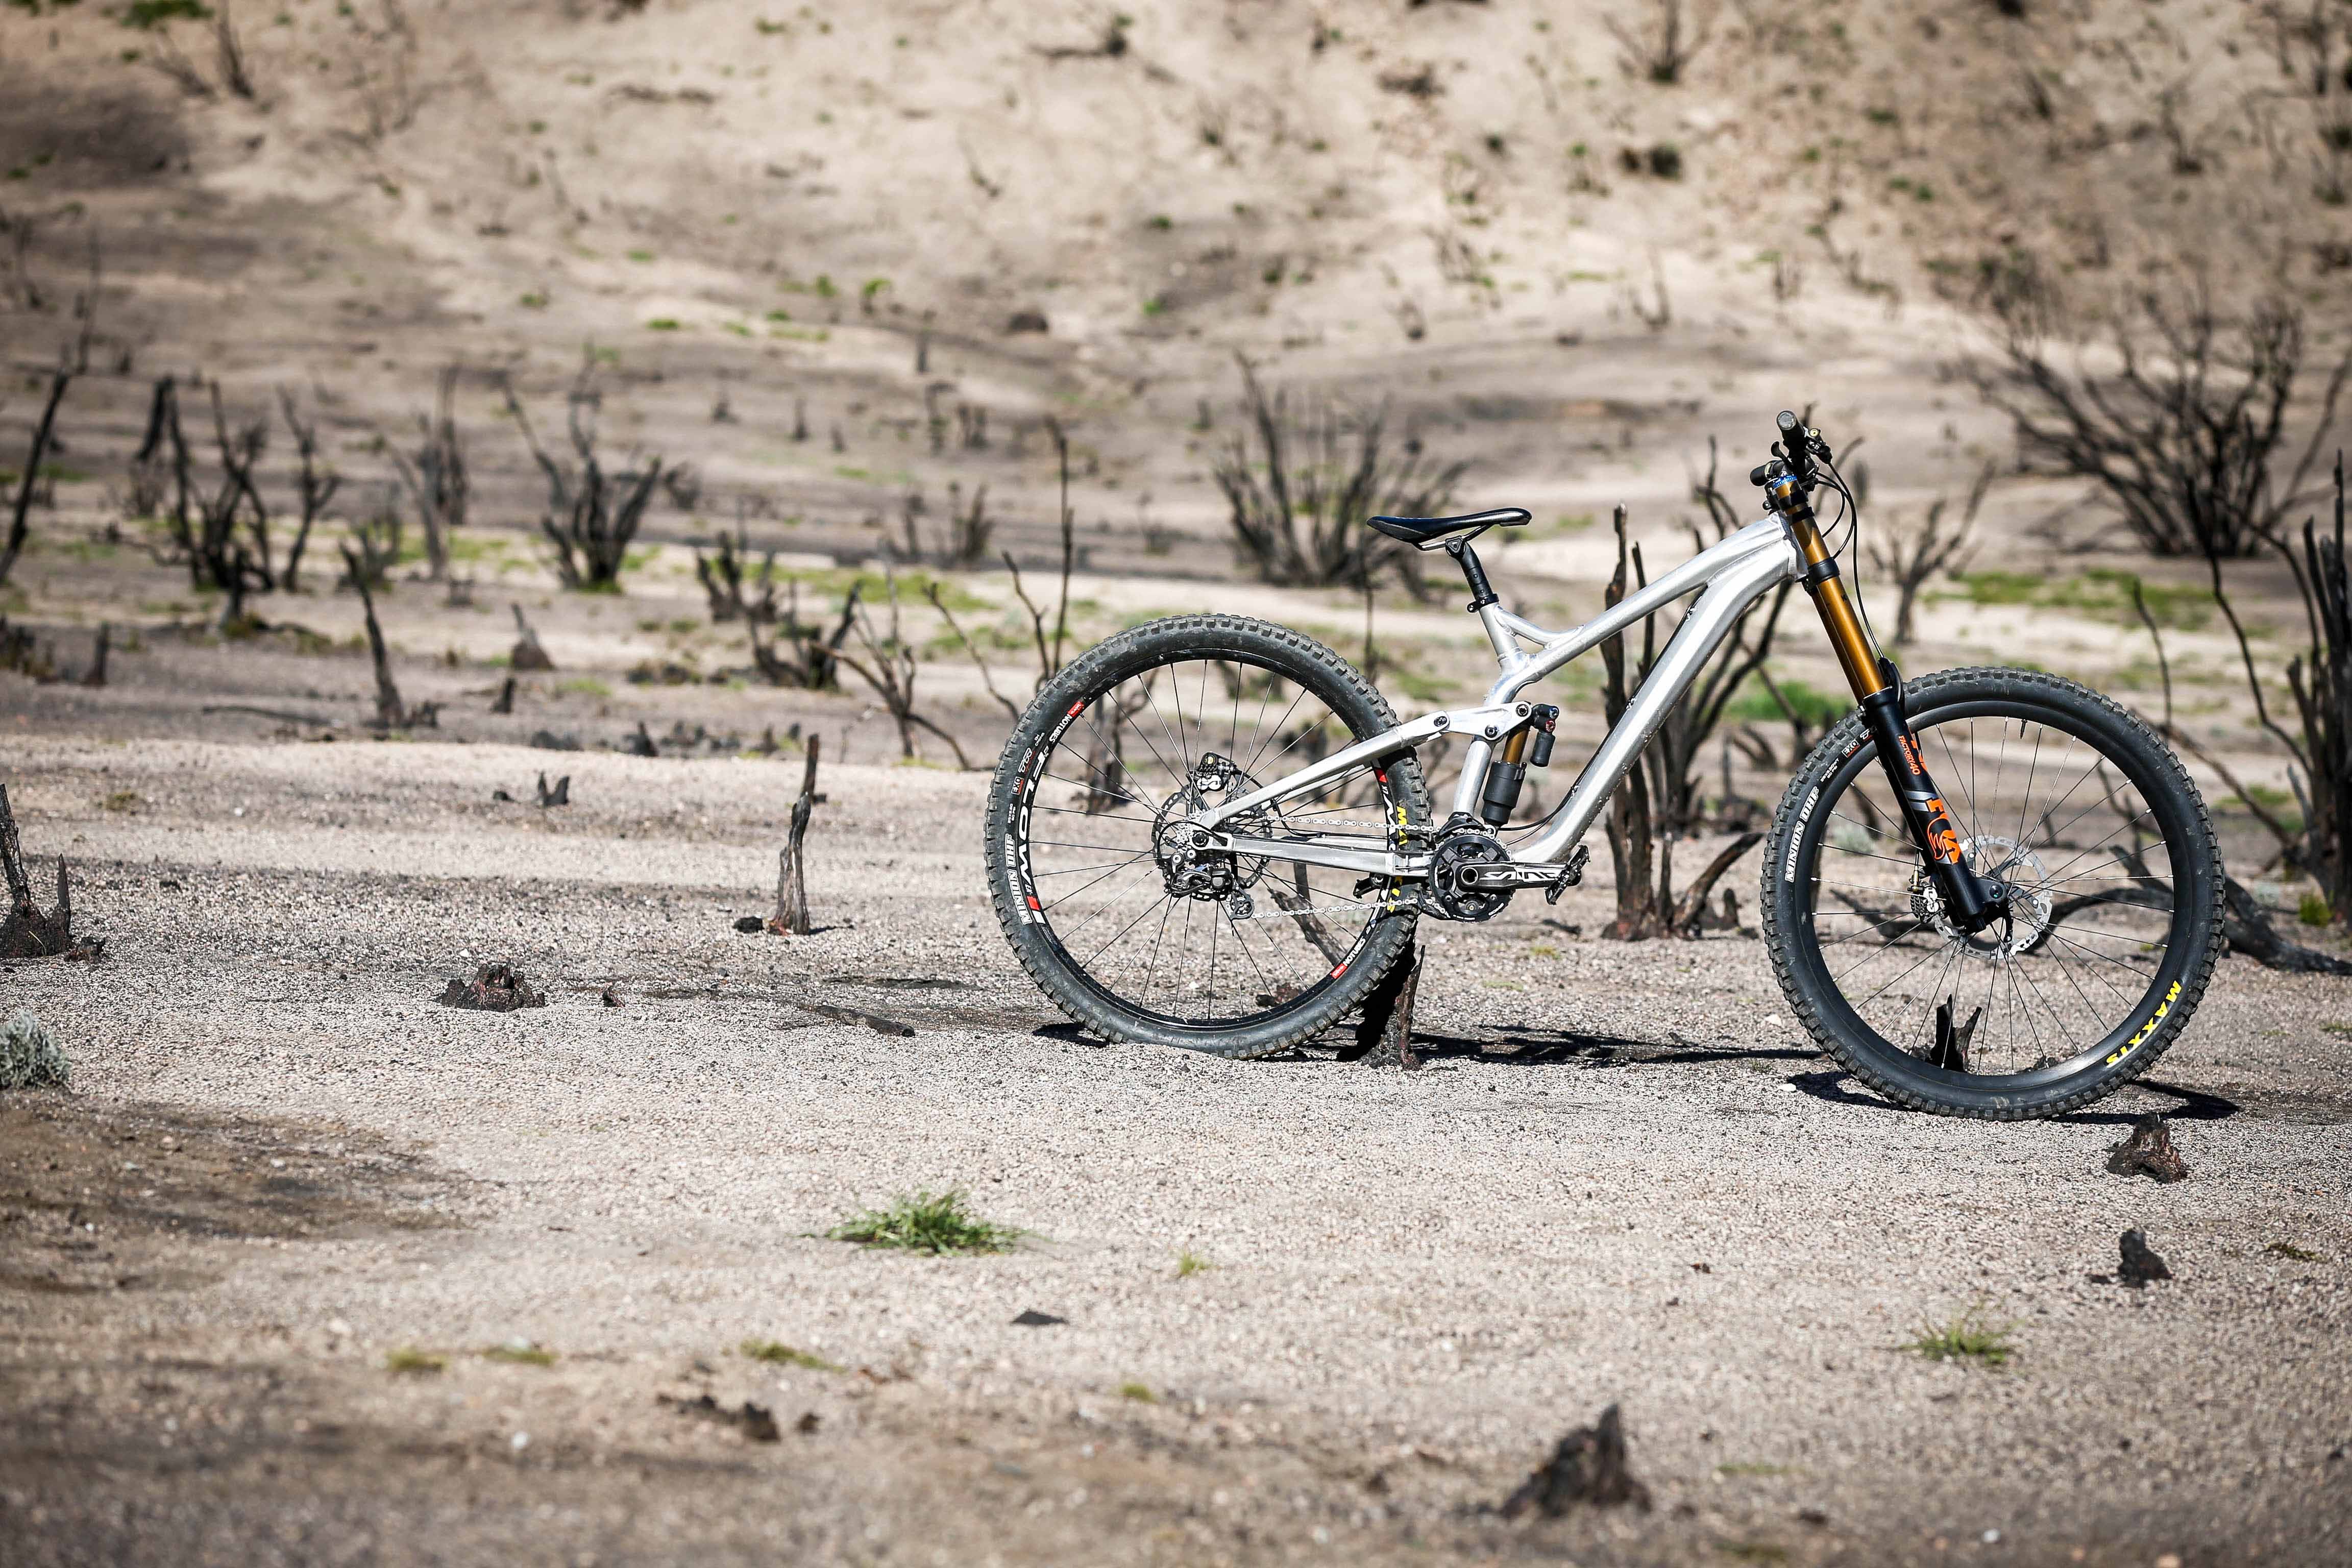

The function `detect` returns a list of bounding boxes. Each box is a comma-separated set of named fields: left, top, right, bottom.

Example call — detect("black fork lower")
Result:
left=1856, top=682, right=2006, bottom=934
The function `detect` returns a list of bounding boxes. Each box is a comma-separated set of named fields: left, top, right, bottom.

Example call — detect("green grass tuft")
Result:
left=2264, top=1241, right=2326, bottom=1262
left=123, top=1, right=213, bottom=28
left=2299, top=893, right=2332, bottom=927
left=824, top=1189, right=1022, bottom=1255
left=385, top=1347, right=447, bottom=1375
left=482, top=1341, right=557, bottom=1367
left=1174, top=1251, right=1213, bottom=1279
left=740, top=1339, right=843, bottom=1370
left=1904, top=1309, right=2014, bottom=1367
left=0, top=1011, right=68, bottom=1091
left=1944, top=567, right=2212, bottom=631
left=1118, top=1381, right=1157, bottom=1403
left=1726, top=673, right=1846, bottom=730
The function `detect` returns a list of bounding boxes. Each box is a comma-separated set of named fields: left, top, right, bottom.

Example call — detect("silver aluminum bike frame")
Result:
left=1190, top=514, right=1804, bottom=881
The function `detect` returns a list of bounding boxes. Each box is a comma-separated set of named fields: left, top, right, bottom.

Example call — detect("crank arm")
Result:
left=1208, top=834, right=1429, bottom=880
left=1453, top=861, right=1573, bottom=891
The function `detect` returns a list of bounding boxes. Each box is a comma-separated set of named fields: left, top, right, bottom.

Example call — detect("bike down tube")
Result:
left=1509, top=531, right=1802, bottom=866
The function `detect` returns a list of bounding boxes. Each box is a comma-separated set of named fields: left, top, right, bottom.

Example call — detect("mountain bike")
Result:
left=984, top=411, right=2222, bottom=1119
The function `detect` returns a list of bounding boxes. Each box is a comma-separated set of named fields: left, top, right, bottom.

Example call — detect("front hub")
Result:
left=1912, top=835, right=2053, bottom=961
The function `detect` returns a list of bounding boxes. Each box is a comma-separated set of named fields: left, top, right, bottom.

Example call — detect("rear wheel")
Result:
left=984, top=614, right=1428, bottom=1058
left=1761, top=668, right=2222, bottom=1119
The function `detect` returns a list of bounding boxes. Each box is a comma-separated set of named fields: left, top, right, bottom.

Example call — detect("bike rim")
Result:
left=1796, top=701, right=2195, bottom=1084
left=1006, top=651, right=1413, bottom=1032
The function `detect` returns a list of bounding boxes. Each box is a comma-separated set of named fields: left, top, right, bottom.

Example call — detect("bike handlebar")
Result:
left=1750, top=410, right=1830, bottom=494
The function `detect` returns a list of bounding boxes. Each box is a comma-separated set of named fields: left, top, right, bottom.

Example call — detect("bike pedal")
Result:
left=1545, top=846, right=1590, bottom=905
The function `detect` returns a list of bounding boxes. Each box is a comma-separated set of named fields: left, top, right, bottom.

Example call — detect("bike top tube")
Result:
left=1475, top=514, right=1797, bottom=706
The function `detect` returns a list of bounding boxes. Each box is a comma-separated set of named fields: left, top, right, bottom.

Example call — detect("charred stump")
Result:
left=1349, top=945, right=1424, bottom=1070
left=0, top=784, right=76, bottom=959
left=1501, top=1404, right=1652, bottom=1518
left=342, top=546, right=438, bottom=730
left=508, top=603, right=554, bottom=671
left=0, top=369, right=69, bottom=593
left=770, top=737, right=821, bottom=936
left=80, top=623, right=108, bottom=688
left=2106, top=1113, right=2190, bottom=1183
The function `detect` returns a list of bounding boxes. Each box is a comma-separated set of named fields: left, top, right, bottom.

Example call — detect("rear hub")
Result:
left=1154, top=754, right=1271, bottom=901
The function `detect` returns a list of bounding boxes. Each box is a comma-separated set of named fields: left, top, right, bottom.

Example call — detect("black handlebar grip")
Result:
left=1777, top=410, right=1801, bottom=439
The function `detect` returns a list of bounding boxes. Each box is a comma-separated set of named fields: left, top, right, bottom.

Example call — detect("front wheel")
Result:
left=1761, top=668, right=2222, bottom=1120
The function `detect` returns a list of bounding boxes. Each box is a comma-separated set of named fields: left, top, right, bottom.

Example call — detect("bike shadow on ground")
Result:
left=1032, top=1022, right=2241, bottom=1125
left=1344, top=1026, right=1820, bottom=1071
left=1785, top=1067, right=2241, bottom=1123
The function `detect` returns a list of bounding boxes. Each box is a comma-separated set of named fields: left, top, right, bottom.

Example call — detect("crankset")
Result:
left=1422, top=823, right=1586, bottom=921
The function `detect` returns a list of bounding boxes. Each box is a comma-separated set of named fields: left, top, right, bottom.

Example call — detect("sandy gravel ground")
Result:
left=1, top=731, right=2348, bottom=1568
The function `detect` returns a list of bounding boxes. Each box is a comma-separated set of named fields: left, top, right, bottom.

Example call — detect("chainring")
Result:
left=1428, top=829, right=1511, bottom=922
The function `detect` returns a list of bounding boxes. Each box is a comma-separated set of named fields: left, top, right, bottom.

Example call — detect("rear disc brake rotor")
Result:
left=1153, top=753, right=1271, bottom=901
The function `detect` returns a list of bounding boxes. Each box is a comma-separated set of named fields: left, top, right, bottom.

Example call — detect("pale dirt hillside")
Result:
left=2, top=1, right=2346, bottom=819
left=4, top=0, right=2342, bottom=578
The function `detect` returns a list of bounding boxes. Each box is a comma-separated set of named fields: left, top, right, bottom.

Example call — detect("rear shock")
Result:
left=1477, top=704, right=1558, bottom=826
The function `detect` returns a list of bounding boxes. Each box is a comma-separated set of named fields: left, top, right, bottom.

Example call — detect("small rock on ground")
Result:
left=437, top=963, right=548, bottom=1013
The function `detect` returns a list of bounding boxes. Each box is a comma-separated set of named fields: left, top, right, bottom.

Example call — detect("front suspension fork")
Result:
left=1779, top=485, right=2005, bottom=934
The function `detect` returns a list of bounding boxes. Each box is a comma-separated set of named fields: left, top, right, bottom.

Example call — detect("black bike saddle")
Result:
left=1364, top=507, right=1532, bottom=548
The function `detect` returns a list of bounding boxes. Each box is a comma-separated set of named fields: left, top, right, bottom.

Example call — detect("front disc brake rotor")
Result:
left=1911, top=835, right=2054, bottom=961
